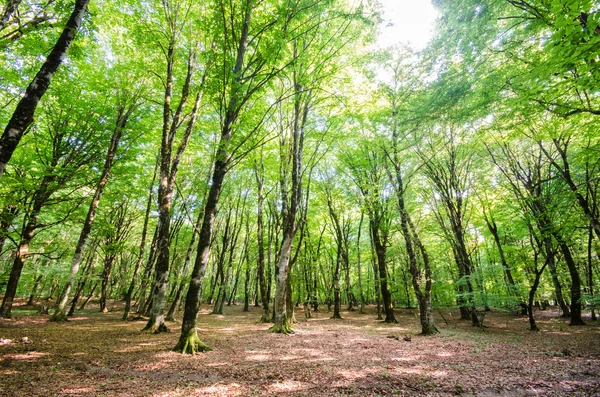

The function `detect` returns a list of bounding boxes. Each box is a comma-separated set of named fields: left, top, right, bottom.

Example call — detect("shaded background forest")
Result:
left=0, top=0, right=599, bottom=351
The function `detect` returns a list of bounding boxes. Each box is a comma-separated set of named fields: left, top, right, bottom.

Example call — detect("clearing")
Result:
left=0, top=302, right=599, bottom=396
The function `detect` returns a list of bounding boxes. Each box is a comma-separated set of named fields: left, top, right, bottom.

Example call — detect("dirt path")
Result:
left=0, top=303, right=599, bottom=396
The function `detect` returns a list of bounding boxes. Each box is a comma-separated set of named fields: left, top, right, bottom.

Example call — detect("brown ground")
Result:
left=0, top=301, right=599, bottom=396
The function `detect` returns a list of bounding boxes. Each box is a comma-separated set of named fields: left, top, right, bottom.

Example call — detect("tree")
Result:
left=348, top=148, right=397, bottom=324
left=0, top=0, right=91, bottom=179
left=0, top=99, right=103, bottom=317
left=420, top=130, right=481, bottom=327
left=51, top=91, right=140, bottom=321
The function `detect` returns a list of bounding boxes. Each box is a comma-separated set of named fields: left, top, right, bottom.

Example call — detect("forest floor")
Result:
left=0, top=300, right=599, bottom=396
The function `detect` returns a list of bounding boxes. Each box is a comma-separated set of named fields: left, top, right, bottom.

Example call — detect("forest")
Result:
left=0, top=0, right=599, bottom=396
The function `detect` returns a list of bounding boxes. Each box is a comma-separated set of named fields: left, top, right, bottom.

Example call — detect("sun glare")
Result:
left=377, top=0, right=438, bottom=50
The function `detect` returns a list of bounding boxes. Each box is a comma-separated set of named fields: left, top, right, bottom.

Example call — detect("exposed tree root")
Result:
left=269, top=321, right=295, bottom=334
left=259, top=313, right=271, bottom=323
left=142, top=322, right=169, bottom=334
left=420, top=326, right=439, bottom=336
left=174, top=330, right=211, bottom=354
left=49, top=310, right=68, bottom=322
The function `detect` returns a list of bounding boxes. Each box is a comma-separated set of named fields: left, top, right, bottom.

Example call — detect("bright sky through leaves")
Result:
left=377, top=0, right=438, bottom=49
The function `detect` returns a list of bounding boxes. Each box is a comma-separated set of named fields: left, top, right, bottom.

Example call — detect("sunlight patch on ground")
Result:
left=134, top=359, right=176, bottom=372
left=187, top=382, right=245, bottom=396
left=337, top=368, right=368, bottom=381
left=429, top=370, right=448, bottom=377
left=393, top=367, right=426, bottom=375
left=61, top=387, right=94, bottom=394
left=265, top=380, right=311, bottom=393
left=206, top=362, right=230, bottom=367
left=373, top=326, right=410, bottom=332
left=245, top=354, right=269, bottom=362
left=114, top=346, right=143, bottom=353
left=278, top=355, right=301, bottom=361
left=6, top=352, right=49, bottom=361
left=390, top=356, right=417, bottom=362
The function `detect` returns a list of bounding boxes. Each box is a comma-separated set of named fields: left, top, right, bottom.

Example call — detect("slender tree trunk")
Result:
left=68, top=245, right=97, bottom=316
left=254, top=160, right=270, bottom=322
left=332, top=251, right=342, bottom=319
left=143, top=27, right=202, bottom=334
left=136, top=225, right=159, bottom=314
left=166, top=210, right=202, bottom=321
left=371, top=224, right=397, bottom=323
left=588, top=224, right=597, bottom=321
left=269, top=50, right=308, bottom=334
left=99, top=253, right=117, bottom=313
left=79, top=282, right=97, bottom=310
left=243, top=263, right=250, bottom=312
left=0, top=0, right=90, bottom=179
left=0, top=205, right=18, bottom=255
left=554, top=234, right=585, bottom=326
left=123, top=159, right=158, bottom=320
left=52, top=102, right=134, bottom=321
left=0, top=201, right=45, bottom=318
left=545, top=238, right=570, bottom=317
left=370, top=229, right=382, bottom=320
left=528, top=260, right=548, bottom=332
left=357, top=213, right=365, bottom=314
left=485, top=217, right=519, bottom=299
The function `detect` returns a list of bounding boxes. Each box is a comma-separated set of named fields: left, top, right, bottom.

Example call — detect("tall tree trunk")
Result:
left=357, top=213, right=365, bottom=314
left=545, top=237, right=570, bottom=317
left=99, top=253, right=117, bottom=313
left=0, top=170, right=55, bottom=317
left=137, top=226, right=159, bottom=314
left=166, top=209, right=203, bottom=321
left=52, top=101, right=135, bottom=321
left=0, top=0, right=90, bottom=179
left=68, top=243, right=97, bottom=316
left=588, top=224, right=597, bottom=321
left=370, top=222, right=397, bottom=323
left=332, top=251, right=342, bottom=319
left=79, top=282, right=97, bottom=310
left=123, top=158, right=159, bottom=320
left=143, top=21, right=203, bottom=334
left=553, top=234, right=585, bottom=326
left=0, top=204, right=18, bottom=255
left=27, top=274, right=43, bottom=306
left=370, top=229, right=382, bottom=320
left=390, top=148, right=438, bottom=333
left=485, top=217, right=519, bottom=300
left=269, top=46, right=309, bottom=334
left=254, top=159, right=270, bottom=322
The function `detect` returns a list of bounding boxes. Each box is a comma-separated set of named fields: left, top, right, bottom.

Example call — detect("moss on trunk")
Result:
left=142, top=320, right=169, bottom=334
left=49, top=309, right=68, bottom=322
left=174, top=329, right=211, bottom=354
left=269, top=320, right=294, bottom=334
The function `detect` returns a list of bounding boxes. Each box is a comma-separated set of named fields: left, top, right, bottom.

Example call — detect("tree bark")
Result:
left=143, top=41, right=202, bottom=334
left=254, top=159, right=270, bottom=322
left=0, top=168, right=56, bottom=317
left=370, top=221, right=397, bottom=323
left=52, top=100, right=135, bottom=321
left=0, top=0, right=90, bottom=179
left=123, top=157, right=158, bottom=320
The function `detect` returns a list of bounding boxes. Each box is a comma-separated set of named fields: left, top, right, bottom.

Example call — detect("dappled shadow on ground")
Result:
left=0, top=300, right=599, bottom=396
